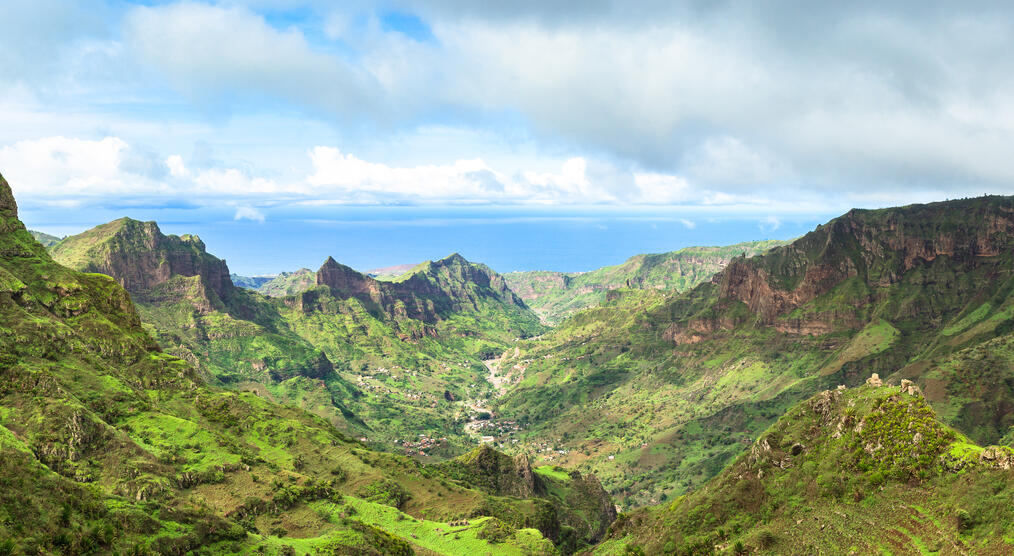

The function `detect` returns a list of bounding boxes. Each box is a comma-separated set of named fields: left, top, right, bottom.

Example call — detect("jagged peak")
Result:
left=437, top=252, right=469, bottom=265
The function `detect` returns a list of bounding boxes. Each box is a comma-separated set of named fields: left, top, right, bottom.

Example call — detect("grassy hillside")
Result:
left=493, top=196, right=1014, bottom=508
left=0, top=172, right=612, bottom=554
left=598, top=384, right=1014, bottom=554
left=503, top=240, right=787, bottom=325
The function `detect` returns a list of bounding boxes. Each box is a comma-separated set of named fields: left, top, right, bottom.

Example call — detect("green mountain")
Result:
left=254, top=268, right=316, bottom=297
left=28, top=229, right=62, bottom=248
left=0, top=171, right=613, bottom=554
left=597, top=383, right=1014, bottom=554
left=51, top=219, right=546, bottom=456
left=231, top=273, right=275, bottom=290
left=492, top=196, right=1014, bottom=508
left=503, top=240, right=788, bottom=325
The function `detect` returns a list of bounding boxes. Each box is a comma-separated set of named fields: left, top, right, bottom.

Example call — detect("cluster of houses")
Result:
left=396, top=434, right=448, bottom=456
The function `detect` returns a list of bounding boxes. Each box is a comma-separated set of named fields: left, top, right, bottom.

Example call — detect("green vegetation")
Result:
left=493, top=196, right=1014, bottom=510
left=50, top=217, right=547, bottom=454
left=28, top=229, right=62, bottom=248
left=503, top=240, right=787, bottom=325
left=600, top=386, right=1014, bottom=554
left=0, top=172, right=602, bottom=554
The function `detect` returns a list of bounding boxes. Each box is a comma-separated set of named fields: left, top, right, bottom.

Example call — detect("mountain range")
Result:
left=7, top=164, right=1014, bottom=556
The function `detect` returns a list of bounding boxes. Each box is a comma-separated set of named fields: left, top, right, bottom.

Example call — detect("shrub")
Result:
left=956, top=509, right=975, bottom=532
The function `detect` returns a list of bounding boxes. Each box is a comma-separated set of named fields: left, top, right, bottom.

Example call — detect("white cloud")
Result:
left=234, top=205, right=266, bottom=223
left=0, top=136, right=152, bottom=197
left=679, top=218, right=696, bottom=229
left=0, top=135, right=715, bottom=207
left=122, top=3, right=379, bottom=121
left=759, top=216, right=781, bottom=233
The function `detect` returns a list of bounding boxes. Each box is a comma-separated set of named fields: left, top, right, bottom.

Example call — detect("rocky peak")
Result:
left=316, top=257, right=375, bottom=293
left=49, top=217, right=235, bottom=301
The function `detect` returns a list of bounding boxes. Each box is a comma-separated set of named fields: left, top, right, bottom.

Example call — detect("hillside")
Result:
left=52, top=220, right=546, bottom=456
left=597, top=383, right=1014, bottom=554
left=492, top=196, right=1014, bottom=508
left=0, top=171, right=612, bottom=554
left=28, top=229, right=61, bottom=248
left=231, top=273, right=275, bottom=290
left=255, top=268, right=316, bottom=297
left=503, top=240, right=787, bottom=324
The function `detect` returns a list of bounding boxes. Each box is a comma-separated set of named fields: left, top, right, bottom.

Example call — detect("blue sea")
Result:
left=21, top=204, right=835, bottom=276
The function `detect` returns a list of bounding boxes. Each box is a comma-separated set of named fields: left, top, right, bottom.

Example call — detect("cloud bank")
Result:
left=1, top=1, right=1013, bottom=213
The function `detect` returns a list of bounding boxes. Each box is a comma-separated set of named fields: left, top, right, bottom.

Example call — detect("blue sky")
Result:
left=3, top=1, right=1014, bottom=274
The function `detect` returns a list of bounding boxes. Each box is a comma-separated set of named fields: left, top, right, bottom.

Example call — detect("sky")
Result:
left=3, top=1, right=1013, bottom=274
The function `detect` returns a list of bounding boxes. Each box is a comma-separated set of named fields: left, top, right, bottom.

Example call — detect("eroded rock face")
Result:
left=51, top=218, right=235, bottom=302
left=709, top=198, right=1014, bottom=332
left=0, top=172, right=17, bottom=218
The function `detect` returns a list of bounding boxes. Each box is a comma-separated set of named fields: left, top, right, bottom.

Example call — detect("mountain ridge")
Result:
left=504, top=239, right=788, bottom=324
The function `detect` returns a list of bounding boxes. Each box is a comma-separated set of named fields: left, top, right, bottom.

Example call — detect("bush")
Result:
left=476, top=518, right=515, bottom=544
left=956, top=509, right=975, bottom=532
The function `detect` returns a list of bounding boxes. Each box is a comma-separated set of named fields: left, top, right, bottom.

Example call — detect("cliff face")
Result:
left=0, top=172, right=16, bottom=218
left=712, top=197, right=1014, bottom=330
left=50, top=218, right=235, bottom=303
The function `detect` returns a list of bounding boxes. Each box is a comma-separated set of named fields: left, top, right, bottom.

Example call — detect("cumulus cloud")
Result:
left=4, top=1, right=1014, bottom=210
left=1, top=135, right=702, bottom=207
left=122, top=3, right=380, bottom=121
left=234, top=206, right=266, bottom=223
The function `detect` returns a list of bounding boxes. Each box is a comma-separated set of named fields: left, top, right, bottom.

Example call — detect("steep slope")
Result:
left=495, top=196, right=1014, bottom=507
left=597, top=384, right=1014, bottom=554
left=1, top=171, right=611, bottom=554
left=504, top=240, right=787, bottom=324
left=50, top=218, right=364, bottom=435
left=28, top=229, right=62, bottom=248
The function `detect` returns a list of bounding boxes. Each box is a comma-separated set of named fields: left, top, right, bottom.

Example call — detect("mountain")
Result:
left=28, top=229, right=62, bottom=248
left=0, top=171, right=612, bottom=554
left=503, top=240, right=787, bottom=324
left=231, top=273, right=275, bottom=290
left=598, top=383, right=1014, bottom=554
left=254, top=268, right=316, bottom=297
left=492, top=196, right=1014, bottom=508
left=51, top=219, right=546, bottom=456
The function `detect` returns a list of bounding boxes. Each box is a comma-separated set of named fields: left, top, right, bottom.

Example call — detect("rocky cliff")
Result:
left=50, top=217, right=235, bottom=303
left=713, top=197, right=1014, bottom=329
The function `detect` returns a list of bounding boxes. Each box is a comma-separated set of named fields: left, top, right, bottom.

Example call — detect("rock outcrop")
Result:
left=50, top=218, right=235, bottom=302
